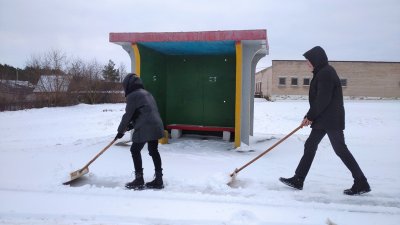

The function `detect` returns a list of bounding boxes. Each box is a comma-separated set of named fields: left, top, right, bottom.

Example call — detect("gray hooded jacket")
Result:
left=117, top=74, right=164, bottom=142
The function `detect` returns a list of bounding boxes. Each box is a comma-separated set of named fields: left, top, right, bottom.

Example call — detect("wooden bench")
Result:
left=166, top=124, right=234, bottom=141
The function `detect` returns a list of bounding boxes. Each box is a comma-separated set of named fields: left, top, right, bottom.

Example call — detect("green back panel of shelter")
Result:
left=166, top=55, right=235, bottom=127
left=137, top=45, right=168, bottom=124
left=138, top=44, right=235, bottom=128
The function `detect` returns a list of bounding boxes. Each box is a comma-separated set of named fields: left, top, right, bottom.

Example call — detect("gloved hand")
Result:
left=300, top=117, right=312, bottom=128
left=115, top=132, right=124, bottom=140
left=126, top=122, right=134, bottom=131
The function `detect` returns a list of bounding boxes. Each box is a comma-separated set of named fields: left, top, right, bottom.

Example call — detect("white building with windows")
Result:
left=255, top=60, right=400, bottom=99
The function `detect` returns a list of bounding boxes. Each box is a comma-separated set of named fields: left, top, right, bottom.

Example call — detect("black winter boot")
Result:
left=279, top=175, right=304, bottom=190
left=125, top=171, right=145, bottom=190
left=145, top=171, right=164, bottom=189
left=344, top=179, right=371, bottom=195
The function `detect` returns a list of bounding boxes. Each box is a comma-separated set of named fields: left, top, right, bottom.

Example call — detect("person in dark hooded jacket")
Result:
left=279, top=46, right=371, bottom=195
left=115, top=73, right=165, bottom=190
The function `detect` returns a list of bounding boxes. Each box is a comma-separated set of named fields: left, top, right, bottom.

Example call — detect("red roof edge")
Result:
left=109, top=29, right=267, bottom=43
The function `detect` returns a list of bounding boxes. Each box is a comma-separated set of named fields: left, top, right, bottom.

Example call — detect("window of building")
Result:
left=291, top=77, right=298, bottom=86
left=340, top=79, right=347, bottom=87
left=256, top=82, right=262, bottom=93
left=279, top=77, right=286, bottom=86
left=303, top=78, right=310, bottom=86
left=255, top=82, right=262, bottom=97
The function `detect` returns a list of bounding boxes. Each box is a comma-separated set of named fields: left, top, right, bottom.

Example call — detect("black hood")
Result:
left=122, top=73, right=144, bottom=97
left=303, top=46, right=328, bottom=72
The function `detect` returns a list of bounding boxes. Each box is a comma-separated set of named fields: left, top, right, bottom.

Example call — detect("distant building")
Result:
left=0, top=79, right=35, bottom=111
left=255, top=60, right=400, bottom=99
left=0, top=80, right=34, bottom=88
left=33, top=75, right=71, bottom=93
left=0, top=79, right=35, bottom=101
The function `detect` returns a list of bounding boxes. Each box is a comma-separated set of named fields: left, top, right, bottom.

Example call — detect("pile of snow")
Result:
left=0, top=100, right=399, bottom=224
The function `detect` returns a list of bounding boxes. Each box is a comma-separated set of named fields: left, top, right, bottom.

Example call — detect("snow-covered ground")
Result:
left=0, top=100, right=399, bottom=225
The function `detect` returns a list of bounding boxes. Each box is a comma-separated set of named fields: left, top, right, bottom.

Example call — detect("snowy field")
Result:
left=0, top=99, right=399, bottom=225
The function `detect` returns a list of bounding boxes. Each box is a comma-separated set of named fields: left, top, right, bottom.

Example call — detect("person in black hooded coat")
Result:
left=279, top=46, right=371, bottom=195
left=115, top=73, right=165, bottom=190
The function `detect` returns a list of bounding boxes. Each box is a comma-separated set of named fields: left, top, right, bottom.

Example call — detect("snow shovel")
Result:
left=63, top=138, right=117, bottom=185
left=228, top=125, right=302, bottom=186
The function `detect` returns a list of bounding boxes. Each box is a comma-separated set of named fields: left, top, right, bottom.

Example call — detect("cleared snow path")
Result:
left=1, top=100, right=399, bottom=224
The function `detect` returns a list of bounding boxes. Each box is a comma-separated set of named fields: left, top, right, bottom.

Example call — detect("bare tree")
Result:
left=27, top=49, right=71, bottom=106
left=68, top=57, right=85, bottom=78
left=43, top=49, right=67, bottom=73
left=68, top=58, right=105, bottom=104
left=23, top=50, right=124, bottom=107
left=83, top=59, right=104, bottom=104
left=25, top=53, right=44, bottom=83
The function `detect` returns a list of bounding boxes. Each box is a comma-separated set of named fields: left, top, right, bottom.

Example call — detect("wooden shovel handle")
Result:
left=82, top=138, right=117, bottom=169
left=231, top=125, right=302, bottom=177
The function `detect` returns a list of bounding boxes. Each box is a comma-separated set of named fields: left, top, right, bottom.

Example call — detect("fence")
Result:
left=0, top=92, right=125, bottom=112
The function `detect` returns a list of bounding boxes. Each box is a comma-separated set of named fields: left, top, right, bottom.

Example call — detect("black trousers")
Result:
left=130, top=140, right=162, bottom=173
left=295, top=129, right=366, bottom=181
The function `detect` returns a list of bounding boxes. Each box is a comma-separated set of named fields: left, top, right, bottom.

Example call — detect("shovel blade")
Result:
left=63, top=167, right=89, bottom=185
left=227, top=169, right=238, bottom=187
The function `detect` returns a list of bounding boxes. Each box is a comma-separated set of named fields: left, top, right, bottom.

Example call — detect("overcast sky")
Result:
left=0, top=0, right=399, bottom=72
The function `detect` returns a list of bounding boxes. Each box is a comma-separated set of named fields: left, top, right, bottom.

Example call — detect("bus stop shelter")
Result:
left=109, top=29, right=268, bottom=147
